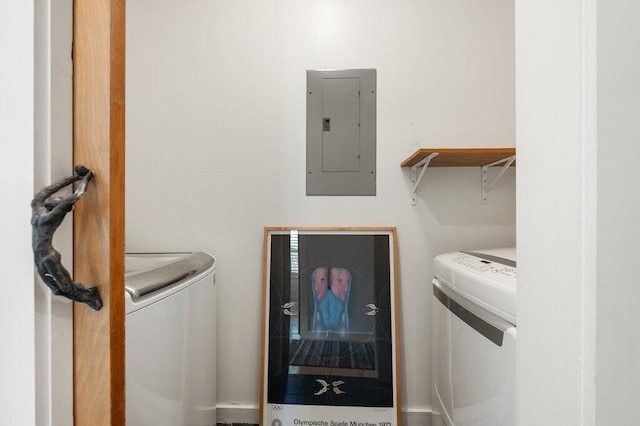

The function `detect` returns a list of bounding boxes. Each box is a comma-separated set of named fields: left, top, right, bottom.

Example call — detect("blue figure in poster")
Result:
left=311, top=267, right=351, bottom=332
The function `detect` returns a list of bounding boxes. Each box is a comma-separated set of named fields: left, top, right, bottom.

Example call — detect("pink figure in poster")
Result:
left=312, top=267, right=329, bottom=302
left=329, top=268, right=350, bottom=303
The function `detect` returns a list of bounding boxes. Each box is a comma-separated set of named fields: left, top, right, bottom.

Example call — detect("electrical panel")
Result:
left=306, top=69, right=376, bottom=196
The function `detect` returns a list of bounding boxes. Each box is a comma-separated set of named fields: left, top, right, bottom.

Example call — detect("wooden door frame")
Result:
left=72, top=0, right=125, bottom=424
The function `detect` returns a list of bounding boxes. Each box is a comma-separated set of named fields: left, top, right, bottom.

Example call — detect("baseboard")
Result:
left=216, top=405, right=432, bottom=426
left=403, top=410, right=432, bottom=426
left=216, top=404, right=259, bottom=424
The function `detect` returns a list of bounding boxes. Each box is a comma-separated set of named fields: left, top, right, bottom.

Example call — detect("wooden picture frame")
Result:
left=260, top=227, right=401, bottom=425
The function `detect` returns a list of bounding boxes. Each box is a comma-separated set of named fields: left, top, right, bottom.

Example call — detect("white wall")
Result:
left=1, top=1, right=74, bottom=425
left=126, top=0, right=516, bottom=420
left=595, top=1, right=640, bottom=423
left=517, top=0, right=640, bottom=425
left=34, top=0, right=75, bottom=424
left=515, top=0, right=597, bottom=423
left=1, top=0, right=36, bottom=423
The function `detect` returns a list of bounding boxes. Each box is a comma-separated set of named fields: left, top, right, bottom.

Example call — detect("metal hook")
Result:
left=31, top=165, right=102, bottom=311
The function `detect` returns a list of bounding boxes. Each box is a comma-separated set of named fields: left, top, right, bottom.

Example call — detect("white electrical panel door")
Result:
left=322, top=77, right=361, bottom=172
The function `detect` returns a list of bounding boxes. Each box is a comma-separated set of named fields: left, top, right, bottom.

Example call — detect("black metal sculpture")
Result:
left=31, top=165, right=103, bottom=311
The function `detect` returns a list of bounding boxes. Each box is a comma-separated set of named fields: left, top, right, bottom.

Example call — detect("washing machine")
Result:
left=125, top=252, right=217, bottom=426
left=431, top=248, right=516, bottom=426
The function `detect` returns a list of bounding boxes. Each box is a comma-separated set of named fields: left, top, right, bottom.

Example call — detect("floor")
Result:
left=217, top=424, right=257, bottom=426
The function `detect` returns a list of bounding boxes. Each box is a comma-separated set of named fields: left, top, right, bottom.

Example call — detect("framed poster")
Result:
left=260, top=227, right=401, bottom=426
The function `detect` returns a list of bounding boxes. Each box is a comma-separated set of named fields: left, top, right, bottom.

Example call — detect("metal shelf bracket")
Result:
left=481, top=155, right=516, bottom=205
left=409, top=152, right=439, bottom=205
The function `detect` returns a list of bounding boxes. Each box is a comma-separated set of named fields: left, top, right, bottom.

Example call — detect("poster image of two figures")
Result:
left=260, top=228, right=401, bottom=426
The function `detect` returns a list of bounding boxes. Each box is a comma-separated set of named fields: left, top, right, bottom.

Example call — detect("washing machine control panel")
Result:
left=432, top=248, right=517, bottom=325
left=450, top=253, right=517, bottom=279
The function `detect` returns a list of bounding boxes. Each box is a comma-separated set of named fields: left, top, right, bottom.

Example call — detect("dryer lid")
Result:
left=432, top=247, right=516, bottom=325
left=125, top=252, right=215, bottom=301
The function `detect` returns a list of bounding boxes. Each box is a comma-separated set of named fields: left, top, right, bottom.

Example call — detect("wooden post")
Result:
left=73, top=0, right=125, bottom=424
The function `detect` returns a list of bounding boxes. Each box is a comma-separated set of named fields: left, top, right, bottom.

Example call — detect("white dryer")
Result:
left=431, top=248, right=516, bottom=426
left=125, top=252, right=217, bottom=426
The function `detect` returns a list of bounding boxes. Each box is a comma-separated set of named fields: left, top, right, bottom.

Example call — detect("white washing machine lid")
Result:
left=432, top=247, right=516, bottom=325
left=125, top=252, right=215, bottom=314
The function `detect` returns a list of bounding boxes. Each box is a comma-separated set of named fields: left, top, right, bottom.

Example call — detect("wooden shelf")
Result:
left=401, top=148, right=516, bottom=168
left=401, top=148, right=516, bottom=205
